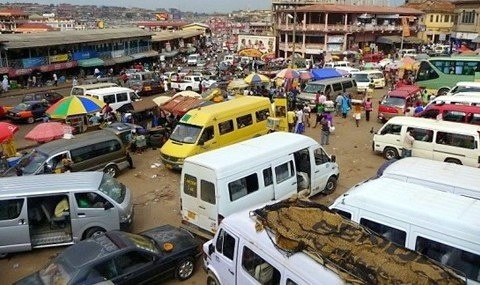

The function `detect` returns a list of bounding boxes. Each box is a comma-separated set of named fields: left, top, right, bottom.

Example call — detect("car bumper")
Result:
left=160, top=156, right=183, bottom=171
left=120, top=207, right=134, bottom=231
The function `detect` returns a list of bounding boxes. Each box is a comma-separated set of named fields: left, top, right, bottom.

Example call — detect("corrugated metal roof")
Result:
left=0, top=28, right=154, bottom=50
left=403, top=0, right=455, bottom=13
left=295, top=4, right=424, bottom=15
left=151, top=30, right=203, bottom=42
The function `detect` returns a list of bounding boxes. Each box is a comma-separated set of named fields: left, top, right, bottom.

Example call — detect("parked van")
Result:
left=427, top=94, right=480, bottom=107
left=187, top=54, right=200, bottom=66
left=447, top=82, right=480, bottom=96
left=323, top=60, right=350, bottom=68
left=299, top=77, right=357, bottom=107
left=160, top=96, right=272, bottom=170
left=378, top=157, right=480, bottom=199
left=330, top=178, right=480, bottom=284
left=351, top=70, right=385, bottom=92
left=85, top=87, right=139, bottom=111
left=180, top=132, right=339, bottom=237
left=416, top=103, right=480, bottom=125
left=377, top=85, right=421, bottom=121
left=0, top=172, right=133, bottom=258
left=2, top=130, right=129, bottom=177
left=70, top=82, right=119, bottom=96
left=372, top=116, right=480, bottom=166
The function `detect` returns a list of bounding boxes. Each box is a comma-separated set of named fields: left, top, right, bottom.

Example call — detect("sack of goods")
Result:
left=324, top=100, right=335, bottom=112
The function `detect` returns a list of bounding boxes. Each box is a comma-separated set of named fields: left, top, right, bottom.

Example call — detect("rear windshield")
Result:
left=369, top=73, right=383, bottom=79
left=98, top=174, right=126, bottom=203
left=304, top=83, right=325, bottom=93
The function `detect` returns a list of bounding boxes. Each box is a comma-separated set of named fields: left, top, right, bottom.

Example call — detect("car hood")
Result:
left=14, top=272, right=42, bottom=285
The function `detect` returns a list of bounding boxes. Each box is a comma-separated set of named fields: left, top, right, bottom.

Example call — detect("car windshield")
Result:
left=369, top=73, right=383, bottom=79
left=125, top=232, right=159, bottom=254
left=17, top=151, right=48, bottom=175
left=303, top=83, right=325, bottom=93
left=451, top=86, right=480, bottom=94
left=382, top=96, right=406, bottom=108
left=169, top=123, right=202, bottom=144
left=38, top=261, right=72, bottom=285
left=131, top=92, right=140, bottom=100
left=13, top=103, right=31, bottom=111
left=352, top=74, right=370, bottom=82
left=98, top=174, right=126, bottom=203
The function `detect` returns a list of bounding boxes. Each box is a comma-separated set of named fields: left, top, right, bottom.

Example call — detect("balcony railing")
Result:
left=277, top=23, right=412, bottom=33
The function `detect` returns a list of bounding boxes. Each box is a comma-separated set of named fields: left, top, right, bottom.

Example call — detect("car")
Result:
left=21, top=91, right=63, bottom=105
left=15, top=225, right=200, bottom=285
left=0, top=105, right=13, bottom=120
left=7, top=101, right=50, bottom=124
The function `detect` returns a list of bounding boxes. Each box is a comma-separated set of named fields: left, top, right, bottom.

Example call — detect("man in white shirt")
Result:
left=403, top=130, right=415, bottom=158
left=295, top=107, right=304, bottom=134
left=52, top=73, right=58, bottom=86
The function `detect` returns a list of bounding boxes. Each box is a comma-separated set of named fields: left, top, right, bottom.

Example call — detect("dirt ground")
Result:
left=0, top=89, right=387, bottom=284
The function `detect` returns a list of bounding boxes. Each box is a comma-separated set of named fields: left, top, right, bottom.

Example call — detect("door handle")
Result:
left=199, top=206, right=205, bottom=210
left=228, top=268, right=234, bottom=275
left=19, top=219, right=25, bottom=225
left=78, top=213, right=86, bottom=217
left=315, top=170, right=320, bottom=173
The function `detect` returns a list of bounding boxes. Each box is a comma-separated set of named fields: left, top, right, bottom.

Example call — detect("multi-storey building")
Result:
left=450, top=0, right=480, bottom=48
left=0, top=8, right=28, bottom=33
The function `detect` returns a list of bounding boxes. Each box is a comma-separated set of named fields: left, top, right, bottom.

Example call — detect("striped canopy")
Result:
left=47, top=95, right=105, bottom=119
left=244, top=73, right=270, bottom=85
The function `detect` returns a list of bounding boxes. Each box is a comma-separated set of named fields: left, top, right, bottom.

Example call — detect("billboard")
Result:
left=156, top=12, right=169, bottom=21
left=237, top=35, right=276, bottom=54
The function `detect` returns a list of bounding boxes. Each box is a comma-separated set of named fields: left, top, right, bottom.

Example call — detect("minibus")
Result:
left=416, top=103, right=480, bottom=125
left=85, top=87, right=139, bottom=111
left=70, top=82, right=118, bottom=96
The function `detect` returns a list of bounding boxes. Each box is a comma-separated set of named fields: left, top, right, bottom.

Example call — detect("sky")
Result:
left=11, top=0, right=271, bottom=13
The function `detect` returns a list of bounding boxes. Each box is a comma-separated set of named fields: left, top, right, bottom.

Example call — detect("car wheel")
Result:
left=383, top=147, right=399, bottom=160
left=175, top=257, right=195, bottom=281
left=84, top=227, right=105, bottom=239
left=437, top=88, right=449, bottom=96
left=323, top=176, right=337, bottom=195
left=27, top=117, right=35, bottom=124
left=186, top=86, right=193, bottom=91
left=445, top=158, right=462, bottom=165
left=0, top=253, right=7, bottom=259
left=103, top=165, right=119, bottom=177
left=207, top=271, right=220, bottom=285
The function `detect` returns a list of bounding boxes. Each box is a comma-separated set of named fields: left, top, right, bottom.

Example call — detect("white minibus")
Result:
left=373, top=116, right=480, bottom=167
left=70, top=82, right=118, bottom=96
left=85, top=87, right=140, bottom=111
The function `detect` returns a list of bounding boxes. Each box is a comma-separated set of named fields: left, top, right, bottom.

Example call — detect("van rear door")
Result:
left=272, top=155, right=298, bottom=199
left=0, top=198, right=31, bottom=254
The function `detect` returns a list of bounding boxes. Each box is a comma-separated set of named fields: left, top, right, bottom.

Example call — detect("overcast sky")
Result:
left=10, top=0, right=271, bottom=13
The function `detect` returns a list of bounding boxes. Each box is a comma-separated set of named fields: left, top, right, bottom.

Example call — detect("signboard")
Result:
left=156, top=12, right=169, bottom=21
left=49, top=54, right=69, bottom=63
left=111, top=50, right=125, bottom=58
left=22, top=57, right=46, bottom=68
left=237, top=35, right=275, bottom=54
left=402, top=17, right=410, bottom=37
left=72, top=51, right=97, bottom=61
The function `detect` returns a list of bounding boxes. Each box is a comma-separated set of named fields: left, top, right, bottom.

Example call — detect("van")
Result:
left=70, top=82, right=119, bottom=96
left=2, top=130, right=129, bottom=177
left=427, top=94, right=480, bottom=107
left=415, top=103, right=480, bottom=125
left=330, top=178, right=480, bottom=284
left=187, top=54, right=200, bottom=66
left=85, top=87, right=140, bottom=111
left=160, top=96, right=272, bottom=170
left=0, top=172, right=133, bottom=258
left=323, top=61, right=350, bottom=68
left=378, top=157, right=480, bottom=199
left=372, top=116, right=480, bottom=166
left=351, top=70, right=385, bottom=92
left=299, top=77, right=357, bottom=107
left=447, top=82, right=480, bottom=96
left=180, top=132, right=338, bottom=237
left=377, top=85, right=421, bottom=122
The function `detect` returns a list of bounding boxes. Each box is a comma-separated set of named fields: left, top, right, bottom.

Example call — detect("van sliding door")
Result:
left=0, top=198, right=31, bottom=254
left=272, top=155, right=298, bottom=200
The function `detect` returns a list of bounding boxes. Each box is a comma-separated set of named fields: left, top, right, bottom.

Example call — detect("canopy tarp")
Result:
left=131, top=50, right=159, bottom=60
left=376, top=36, right=423, bottom=45
left=77, top=58, right=104, bottom=68
left=103, top=56, right=134, bottom=66
left=310, top=68, right=342, bottom=80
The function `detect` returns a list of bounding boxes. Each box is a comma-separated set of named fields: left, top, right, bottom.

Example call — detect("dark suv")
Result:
left=22, top=91, right=63, bottom=105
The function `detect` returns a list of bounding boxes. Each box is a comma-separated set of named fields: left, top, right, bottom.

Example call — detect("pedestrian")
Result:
left=320, top=114, right=331, bottom=146
left=402, top=130, right=415, bottom=158
left=364, top=97, right=373, bottom=121
left=414, top=101, right=424, bottom=114
left=290, top=86, right=299, bottom=110
left=341, top=92, right=351, bottom=118
left=287, top=108, right=295, bottom=132
left=353, top=103, right=362, bottom=127
left=295, top=106, right=304, bottom=134
left=52, top=73, right=58, bottom=86
left=72, top=76, right=78, bottom=87
left=1, top=75, right=8, bottom=92
left=102, top=103, right=113, bottom=121
left=335, top=94, right=342, bottom=116
left=94, top=67, right=101, bottom=77
left=32, top=75, right=37, bottom=88
left=303, top=104, right=311, bottom=127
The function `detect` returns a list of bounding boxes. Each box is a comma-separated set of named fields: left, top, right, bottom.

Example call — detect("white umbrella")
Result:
left=173, top=90, right=202, bottom=99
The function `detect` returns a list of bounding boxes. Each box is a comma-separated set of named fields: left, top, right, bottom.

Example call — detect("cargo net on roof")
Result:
left=252, top=198, right=465, bottom=285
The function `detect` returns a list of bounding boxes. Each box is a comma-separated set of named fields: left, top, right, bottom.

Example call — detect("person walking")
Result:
left=335, top=93, right=342, bottom=116
left=303, top=104, right=311, bottom=127
left=353, top=103, right=362, bottom=127
left=52, top=73, right=58, bottom=86
left=320, top=114, right=331, bottom=146
left=295, top=107, right=304, bottom=134
left=364, top=97, right=373, bottom=121
left=341, top=92, right=351, bottom=118
left=414, top=101, right=424, bottom=114
left=403, top=130, right=415, bottom=158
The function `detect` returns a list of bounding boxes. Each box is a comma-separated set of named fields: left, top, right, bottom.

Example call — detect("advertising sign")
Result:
left=156, top=12, right=169, bottom=21
left=237, top=35, right=276, bottom=54
left=22, top=57, right=46, bottom=68
left=72, top=50, right=97, bottom=61
left=49, top=54, right=69, bottom=63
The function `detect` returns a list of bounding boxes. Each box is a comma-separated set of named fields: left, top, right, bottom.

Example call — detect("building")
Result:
left=181, top=22, right=211, bottom=35
left=404, top=0, right=455, bottom=44
left=0, top=8, right=28, bottom=33
left=15, top=22, right=54, bottom=33
left=249, top=22, right=274, bottom=35
left=274, top=4, right=423, bottom=57
left=137, top=21, right=189, bottom=31
left=28, top=13, right=85, bottom=31
left=450, top=0, right=480, bottom=49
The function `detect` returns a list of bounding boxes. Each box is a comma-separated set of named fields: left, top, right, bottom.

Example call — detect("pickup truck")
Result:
left=170, top=75, right=202, bottom=91
left=128, top=71, right=164, bottom=96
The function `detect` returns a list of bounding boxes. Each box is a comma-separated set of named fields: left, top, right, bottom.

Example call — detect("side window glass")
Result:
left=200, top=180, right=216, bottom=205
left=115, top=251, right=153, bottom=275
left=71, top=145, right=95, bottom=163
left=469, top=114, right=480, bottom=125
left=242, top=246, right=281, bottom=284
left=228, top=173, right=259, bottom=201
left=422, top=109, right=439, bottom=119
left=275, top=161, right=294, bottom=184
left=443, top=111, right=466, bottom=123
left=332, top=209, right=352, bottom=219
left=116, top=93, right=128, bottom=102
left=236, top=114, right=253, bottom=129
left=94, top=259, right=119, bottom=280
left=342, top=80, right=353, bottom=89
left=407, top=127, right=433, bottom=142
left=314, top=148, right=329, bottom=165
left=219, top=120, right=234, bottom=135
left=436, top=132, right=476, bottom=149
left=380, top=124, right=402, bottom=135
left=287, top=279, right=299, bottom=285
left=263, top=168, right=273, bottom=186
left=75, top=192, right=107, bottom=208
left=255, top=109, right=269, bottom=122
left=332, top=82, right=342, bottom=92
left=360, top=218, right=406, bottom=246
left=215, top=229, right=236, bottom=260
left=199, top=126, right=214, bottom=143
left=104, top=94, right=116, bottom=104
left=183, top=174, right=197, bottom=197
left=0, top=199, right=24, bottom=220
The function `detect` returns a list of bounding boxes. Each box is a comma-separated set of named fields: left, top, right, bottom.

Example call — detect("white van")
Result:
left=187, top=53, right=200, bottom=66
left=323, top=60, right=350, bottom=68
left=448, top=82, right=480, bottom=96
left=85, top=87, right=140, bottom=111
left=0, top=172, right=133, bottom=258
left=351, top=70, right=385, bottom=92
left=70, top=82, right=119, bottom=96
left=378, top=157, right=480, bottom=199
left=330, top=178, right=480, bottom=284
left=180, top=132, right=339, bottom=237
left=427, top=94, right=480, bottom=107
left=373, top=116, right=480, bottom=167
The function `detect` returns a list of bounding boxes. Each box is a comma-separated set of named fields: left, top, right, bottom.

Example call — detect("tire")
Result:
left=150, top=133, right=164, bottom=148
left=445, top=158, right=462, bottom=165
left=103, top=165, right=119, bottom=177
left=27, top=117, right=35, bottom=124
left=383, top=147, right=399, bottom=160
left=207, top=271, right=221, bottom=285
left=83, top=227, right=106, bottom=239
left=174, top=257, right=195, bottom=281
left=437, top=88, right=450, bottom=96
left=323, top=176, right=337, bottom=195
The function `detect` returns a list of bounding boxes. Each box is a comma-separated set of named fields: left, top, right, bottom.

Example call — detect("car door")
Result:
left=112, top=250, right=159, bottom=285
left=210, top=228, right=239, bottom=284
left=272, top=156, right=297, bottom=200
left=0, top=198, right=31, bottom=254
left=407, top=127, right=434, bottom=159
left=311, top=147, right=333, bottom=195
left=31, top=103, right=44, bottom=119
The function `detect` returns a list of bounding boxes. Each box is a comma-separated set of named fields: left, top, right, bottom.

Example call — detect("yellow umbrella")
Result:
left=244, top=73, right=270, bottom=85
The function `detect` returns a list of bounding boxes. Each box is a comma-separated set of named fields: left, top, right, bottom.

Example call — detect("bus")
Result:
left=415, top=56, right=480, bottom=96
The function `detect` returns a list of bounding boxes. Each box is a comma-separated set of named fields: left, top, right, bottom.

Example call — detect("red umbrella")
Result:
left=300, top=71, right=312, bottom=80
left=0, top=122, right=18, bottom=143
left=25, top=122, right=74, bottom=143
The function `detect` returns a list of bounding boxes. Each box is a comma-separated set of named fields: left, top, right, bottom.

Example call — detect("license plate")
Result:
left=187, top=211, right=196, bottom=220
left=144, top=86, right=151, bottom=91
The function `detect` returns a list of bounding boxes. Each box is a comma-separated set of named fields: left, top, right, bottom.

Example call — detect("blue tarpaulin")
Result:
left=310, top=68, right=342, bottom=80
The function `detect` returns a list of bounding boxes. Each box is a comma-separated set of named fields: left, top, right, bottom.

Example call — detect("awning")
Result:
left=8, top=68, right=33, bottom=78
left=376, top=14, right=399, bottom=19
left=159, top=50, right=179, bottom=58
left=77, top=58, right=104, bottom=68
left=472, top=36, right=480, bottom=43
left=376, top=36, right=423, bottom=45
left=38, top=61, right=78, bottom=72
left=130, top=50, right=159, bottom=60
left=117, top=99, right=158, bottom=113
left=103, top=56, right=134, bottom=66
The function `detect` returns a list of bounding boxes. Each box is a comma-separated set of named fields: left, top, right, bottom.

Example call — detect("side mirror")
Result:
left=208, top=243, right=215, bottom=255
left=330, top=155, right=336, bottom=163
left=104, top=201, right=114, bottom=210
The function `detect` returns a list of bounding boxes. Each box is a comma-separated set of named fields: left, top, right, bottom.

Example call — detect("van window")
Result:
left=468, top=114, right=480, bottom=125
left=215, top=229, right=236, bottom=260
left=199, top=126, right=214, bottom=143
left=422, top=109, right=439, bottom=119
left=407, top=127, right=433, bottom=142
left=360, top=218, right=406, bottom=246
left=436, top=132, right=476, bottom=149
left=332, top=209, right=352, bottom=219
left=443, top=111, right=466, bottom=122
left=219, top=120, right=234, bottom=135
left=104, top=94, right=116, bottom=104
left=237, top=114, right=253, bottom=129
left=332, top=82, right=343, bottom=92
left=275, top=161, right=294, bottom=183
left=70, top=140, right=121, bottom=163
left=183, top=174, right=197, bottom=197
left=263, top=168, right=273, bottom=186
left=255, top=109, right=269, bottom=122
left=228, top=173, right=259, bottom=201
left=314, top=148, right=330, bottom=165
left=242, top=246, right=281, bottom=284
left=75, top=193, right=108, bottom=208
left=287, top=279, right=299, bottom=285
left=200, top=180, right=216, bottom=204
left=0, top=199, right=24, bottom=220
left=342, top=80, right=353, bottom=89
left=415, top=236, right=480, bottom=282
left=116, top=93, right=128, bottom=102
left=380, top=124, right=402, bottom=135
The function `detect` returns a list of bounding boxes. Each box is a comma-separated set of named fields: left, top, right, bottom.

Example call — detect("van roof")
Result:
left=352, top=70, right=382, bottom=74
left=431, top=94, right=480, bottom=104
left=454, top=82, right=480, bottom=88
left=73, top=83, right=118, bottom=89
left=382, top=157, right=480, bottom=194
left=221, top=206, right=344, bottom=284
left=0, top=172, right=104, bottom=198
left=335, top=178, right=480, bottom=241
left=421, top=103, right=480, bottom=113
left=386, top=116, right=480, bottom=133
left=387, top=85, right=421, bottom=97
left=180, top=96, right=270, bottom=127
left=185, top=132, right=318, bottom=179
left=86, top=87, right=135, bottom=95
left=36, top=130, right=121, bottom=156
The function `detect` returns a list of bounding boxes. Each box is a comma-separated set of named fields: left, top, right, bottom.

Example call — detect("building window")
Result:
left=461, top=11, right=476, bottom=24
left=436, top=15, right=439, bottom=22
left=430, top=15, right=434, bottom=22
